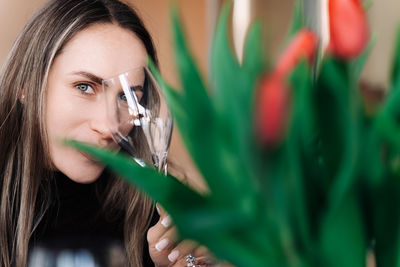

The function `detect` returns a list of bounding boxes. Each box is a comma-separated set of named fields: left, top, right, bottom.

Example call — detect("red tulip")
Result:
left=328, top=0, right=368, bottom=59
left=256, top=74, right=290, bottom=146
left=255, top=29, right=317, bottom=146
left=275, top=29, right=318, bottom=76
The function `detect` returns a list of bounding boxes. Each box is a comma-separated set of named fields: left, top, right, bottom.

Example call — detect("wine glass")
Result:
left=103, top=66, right=173, bottom=175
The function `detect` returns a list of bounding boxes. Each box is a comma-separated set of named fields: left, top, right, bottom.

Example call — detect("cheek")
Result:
left=45, top=87, right=104, bottom=182
left=46, top=86, right=91, bottom=141
left=46, top=111, right=105, bottom=183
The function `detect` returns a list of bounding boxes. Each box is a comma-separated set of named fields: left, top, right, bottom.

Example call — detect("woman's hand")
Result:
left=147, top=204, right=218, bottom=267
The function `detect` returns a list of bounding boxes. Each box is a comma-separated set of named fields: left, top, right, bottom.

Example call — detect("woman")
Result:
left=0, top=0, right=212, bottom=266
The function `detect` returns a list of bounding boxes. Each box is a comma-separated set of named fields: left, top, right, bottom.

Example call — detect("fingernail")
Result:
left=161, top=215, right=171, bottom=228
left=168, top=250, right=179, bottom=262
left=156, top=203, right=161, bottom=215
left=155, top=238, right=169, bottom=252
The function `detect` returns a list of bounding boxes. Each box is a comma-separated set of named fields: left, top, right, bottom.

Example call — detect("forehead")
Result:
left=52, top=23, right=148, bottom=79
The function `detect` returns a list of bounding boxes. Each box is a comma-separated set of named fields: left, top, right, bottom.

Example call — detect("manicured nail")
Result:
left=156, top=203, right=161, bottom=215
left=155, top=238, right=169, bottom=252
left=168, top=250, right=179, bottom=262
left=161, top=215, right=171, bottom=228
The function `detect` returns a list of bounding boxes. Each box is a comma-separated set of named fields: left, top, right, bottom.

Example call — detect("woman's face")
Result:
left=46, top=23, right=147, bottom=183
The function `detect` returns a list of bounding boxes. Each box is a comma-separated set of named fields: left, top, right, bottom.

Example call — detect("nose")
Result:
left=89, top=98, right=114, bottom=143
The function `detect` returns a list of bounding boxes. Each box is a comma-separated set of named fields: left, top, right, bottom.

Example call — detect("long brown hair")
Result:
left=0, top=0, right=158, bottom=266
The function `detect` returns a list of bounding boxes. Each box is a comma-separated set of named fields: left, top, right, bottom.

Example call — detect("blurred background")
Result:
left=1, top=0, right=399, bottom=189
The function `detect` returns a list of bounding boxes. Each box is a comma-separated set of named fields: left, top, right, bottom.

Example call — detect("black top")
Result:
left=29, top=171, right=156, bottom=267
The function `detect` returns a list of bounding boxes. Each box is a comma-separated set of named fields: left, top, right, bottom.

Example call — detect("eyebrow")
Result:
left=69, top=71, right=104, bottom=85
left=131, top=85, right=144, bottom=91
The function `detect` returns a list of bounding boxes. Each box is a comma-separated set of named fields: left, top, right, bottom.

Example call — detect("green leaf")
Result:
left=66, top=140, right=270, bottom=266
left=66, top=141, right=255, bottom=231
left=189, top=230, right=268, bottom=267
left=375, top=87, right=400, bottom=151
left=372, top=173, right=400, bottom=267
left=287, top=0, right=304, bottom=39
left=314, top=58, right=350, bottom=184
left=286, top=60, right=314, bottom=250
left=147, top=58, right=186, bottom=124
left=210, top=2, right=264, bottom=198
left=314, top=58, right=363, bottom=208
left=170, top=6, right=241, bottom=201
left=242, top=21, right=265, bottom=79
left=290, top=61, right=316, bottom=152
left=169, top=3, right=262, bottom=207
left=171, top=6, right=212, bottom=121
left=320, top=194, right=366, bottom=267
left=66, top=140, right=199, bottom=202
left=210, top=1, right=242, bottom=143
left=358, top=124, right=384, bottom=186
left=363, top=0, right=374, bottom=10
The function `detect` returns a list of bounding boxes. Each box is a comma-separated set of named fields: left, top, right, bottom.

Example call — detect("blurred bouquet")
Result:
left=71, top=0, right=400, bottom=266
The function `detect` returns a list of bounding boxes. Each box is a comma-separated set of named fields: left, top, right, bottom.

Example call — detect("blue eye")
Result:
left=76, top=83, right=94, bottom=94
left=119, top=93, right=127, bottom=101
left=118, top=88, right=143, bottom=102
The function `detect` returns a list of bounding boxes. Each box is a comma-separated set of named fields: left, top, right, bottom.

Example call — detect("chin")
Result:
left=60, top=164, right=105, bottom=184
left=50, top=146, right=107, bottom=183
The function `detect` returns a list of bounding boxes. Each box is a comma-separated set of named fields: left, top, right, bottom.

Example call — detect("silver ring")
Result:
left=185, top=254, right=199, bottom=267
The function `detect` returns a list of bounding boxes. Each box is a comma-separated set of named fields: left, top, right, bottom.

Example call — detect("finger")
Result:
left=171, top=256, right=188, bottom=267
left=160, top=214, right=172, bottom=228
left=148, top=225, right=178, bottom=251
left=166, top=239, right=198, bottom=265
left=193, top=245, right=211, bottom=257
left=171, top=250, right=219, bottom=267
left=155, top=202, right=166, bottom=217
left=192, top=246, right=219, bottom=266
left=147, top=214, right=173, bottom=244
left=154, top=227, right=178, bottom=252
left=155, top=203, right=172, bottom=228
left=147, top=226, right=178, bottom=267
left=195, top=256, right=220, bottom=266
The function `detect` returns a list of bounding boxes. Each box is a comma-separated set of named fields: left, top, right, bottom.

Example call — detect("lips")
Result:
left=71, top=139, right=120, bottom=151
left=78, top=150, right=103, bottom=165
left=72, top=141, right=119, bottom=164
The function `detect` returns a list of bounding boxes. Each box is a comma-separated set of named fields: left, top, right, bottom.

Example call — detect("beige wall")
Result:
left=361, top=0, right=400, bottom=89
left=0, top=0, right=49, bottom=64
left=132, top=0, right=208, bottom=87
left=255, top=0, right=295, bottom=59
